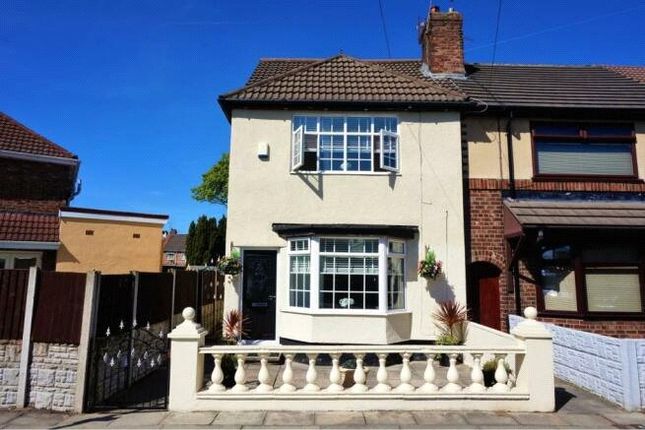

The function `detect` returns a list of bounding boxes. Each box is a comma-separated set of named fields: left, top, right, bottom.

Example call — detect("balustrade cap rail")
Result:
left=199, top=344, right=526, bottom=354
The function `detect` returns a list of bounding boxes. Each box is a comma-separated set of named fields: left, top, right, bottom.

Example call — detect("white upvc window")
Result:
left=0, top=251, right=42, bottom=269
left=291, top=115, right=399, bottom=173
left=288, top=238, right=311, bottom=308
left=287, top=236, right=406, bottom=313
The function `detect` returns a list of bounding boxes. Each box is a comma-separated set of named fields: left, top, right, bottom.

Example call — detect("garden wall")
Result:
left=510, top=314, right=645, bottom=411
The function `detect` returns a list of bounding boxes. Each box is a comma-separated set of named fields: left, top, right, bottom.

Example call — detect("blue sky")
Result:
left=2, top=0, right=644, bottom=231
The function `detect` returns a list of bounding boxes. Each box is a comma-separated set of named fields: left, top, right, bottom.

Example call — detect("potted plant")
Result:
left=219, top=309, right=248, bottom=387
left=432, top=300, right=468, bottom=366
left=418, top=246, right=443, bottom=279
left=217, top=249, right=242, bottom=276
left=482, top=358, right=512, bottom=387
left=339, top=358, right=370, bottom=388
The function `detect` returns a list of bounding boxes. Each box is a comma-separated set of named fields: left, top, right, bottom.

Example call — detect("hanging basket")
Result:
left=217, top=256, right=242, bottom=276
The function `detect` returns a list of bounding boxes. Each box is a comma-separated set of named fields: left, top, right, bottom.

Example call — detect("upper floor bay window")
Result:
left=291, top=116, right=399, bottom=173
left=287, top=237, right=406, bottom=312
left=532, top=123, right=637, bottom=179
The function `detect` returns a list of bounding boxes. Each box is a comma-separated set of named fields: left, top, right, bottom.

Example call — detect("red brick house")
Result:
left=0, top=112, right=80, bottom=270
left=162, top=230, right=187, bottom=270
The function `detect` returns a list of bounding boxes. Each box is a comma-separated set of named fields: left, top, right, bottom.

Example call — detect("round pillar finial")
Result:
left=524, top=306, right=538, bottom=320
left=182, top=307, right=196, bottom=321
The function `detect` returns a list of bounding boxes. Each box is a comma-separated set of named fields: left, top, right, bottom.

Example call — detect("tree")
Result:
left=192, top=153, right=229, bottom=206
left=185, top=215, right=227, bottom=266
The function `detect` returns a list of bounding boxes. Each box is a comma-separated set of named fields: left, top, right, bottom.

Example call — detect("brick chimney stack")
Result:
left=419, top=6, right=465, bottom=78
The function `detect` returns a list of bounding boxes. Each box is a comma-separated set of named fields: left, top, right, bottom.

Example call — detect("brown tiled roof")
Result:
left=222, top=55, right=465, bottom=106
left=164, top=234, right=187, bottom=252
left=455, top=64, right=645, bottom=110
left=606, top=66, right=645, bottom=84
left=0, top=211, right=60, bottom=242
left=0, top=112, right=76, bottom=159
left=236, top=58, right=645, bottom=112
left=504, top=199, right=645, bottom=228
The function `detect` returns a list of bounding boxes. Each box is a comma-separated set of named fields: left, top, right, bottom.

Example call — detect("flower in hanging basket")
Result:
left=217, top=250, right=242, bottom=276
left=418, top=246, right=443, bottom=279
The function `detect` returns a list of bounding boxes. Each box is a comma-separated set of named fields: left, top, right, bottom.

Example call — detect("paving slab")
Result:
left=315, top=411, right=365, bottom=426
left=602, top=412, right=645, bottom=426
left=509, top=412, right=569, bottom=427
left=0, top=411, right=23, bottom=427
left=55, top=412, right=120, bottom=428
left=2, top=411, right=69, bottom=429
left=557, top=413, right=616, bottom=428
left=364, top=411, right=416, bottom=426
left=105, top=410, right=168, bottom=428
left=264, top=411, right=315, bottom=426
left=212, top=411, right=265, bottom=426
left=161, top=411, right=217, bottom=426
left=411, top=411, right=468, bottom=426
left=463, top=412, right=518, bottom=426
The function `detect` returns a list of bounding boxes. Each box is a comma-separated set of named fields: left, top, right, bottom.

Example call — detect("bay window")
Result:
left=537, top=244, right=644, bottom=316
left=287, top=237, right=407, bottom=312
left=291, top=116, right=399, bottom=173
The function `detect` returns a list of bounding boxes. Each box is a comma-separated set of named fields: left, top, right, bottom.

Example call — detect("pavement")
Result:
left=1, top=380, right=644, bottom=429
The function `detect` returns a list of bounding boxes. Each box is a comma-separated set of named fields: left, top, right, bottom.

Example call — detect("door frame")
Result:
left=238, top=247, right=280, bottom=344
left=467, top=261, right=502, bottom=330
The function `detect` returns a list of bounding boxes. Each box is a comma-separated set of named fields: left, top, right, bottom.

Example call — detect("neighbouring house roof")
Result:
left=164, top=234, right=187, bottom=253
left=272, top=223, right=418, bottom=239
left=0, top=211, right=60, bottom=242
left=219, top=55, right=467, bottom=118
left=607, top=66, right=645, bottom=84
left=0, top=112, right=77, bottom=159
left=60, top=207, right=169, bottom=225
left=226, top=58, right=645, bottom=116
left=503, top=199, right=645, bottom=230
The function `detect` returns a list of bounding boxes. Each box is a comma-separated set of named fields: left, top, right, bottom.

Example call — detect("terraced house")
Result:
left=218, top=6, right=645, bottom=344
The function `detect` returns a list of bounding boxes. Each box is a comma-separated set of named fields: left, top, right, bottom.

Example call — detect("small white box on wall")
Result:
left=257, top=142, right=269, bottom=160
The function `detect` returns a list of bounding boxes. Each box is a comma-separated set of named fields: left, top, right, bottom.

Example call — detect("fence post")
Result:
left=16, top=266, right=38, bottom=408
left=511, top=307, right=555, bottom=412
left=74, top=271, right=100, bottom=412
left=167, top=307, right=207, bottom=411
left=620, top=340, right=640, bottom=411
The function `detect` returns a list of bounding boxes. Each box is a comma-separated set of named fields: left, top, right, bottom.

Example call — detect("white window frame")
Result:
left=387, top=240, right=406, bottom=310
left=287, top=238, right=311, bottom=309
left=285, top=236, right=408, bottom=315
left=380, top=130, right=400, bottom=172
left=291, top=115, right=400, bottom=174
left=0, top=251, right=42, bottom=269
left=291, top=125, right=304, bottom=171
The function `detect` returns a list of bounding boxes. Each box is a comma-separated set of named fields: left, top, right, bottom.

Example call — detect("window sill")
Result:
left=538, top=310, right=645, bottom=321
left=291, top=171, right=401, bottom=177
left=532, top=175, right=643, bottom=183
left=282, top=307, right=410, bottom=317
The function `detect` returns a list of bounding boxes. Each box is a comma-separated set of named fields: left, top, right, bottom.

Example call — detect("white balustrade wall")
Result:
left=509, top=314, right=645, bottom=411
left=167, top=307, right=555, bottom=412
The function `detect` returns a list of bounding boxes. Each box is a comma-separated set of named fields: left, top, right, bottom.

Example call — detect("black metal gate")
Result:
left=84, top=270, right=223, bottom=411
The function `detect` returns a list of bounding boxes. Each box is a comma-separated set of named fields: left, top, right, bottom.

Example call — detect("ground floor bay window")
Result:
left=536, top=243, right=645, bottom=317
left=287, top=237, right=406, bottom=313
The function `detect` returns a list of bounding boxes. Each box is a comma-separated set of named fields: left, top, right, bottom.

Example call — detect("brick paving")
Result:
left=0, top=380, right=643, bottom=429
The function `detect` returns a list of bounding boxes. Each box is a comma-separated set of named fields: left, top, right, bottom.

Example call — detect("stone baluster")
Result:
left=350, top=354, right=368, bottom=392
left=303, top=353, right=320, bottom=392
left=442, top=353, right=462, bottom=393
left=492, top=354, right=510, bottom=392
left=254, top=353, right=273, bottom=393
left=326, top=353, right=344, bottom=392
left=394, top=352, right=415, bottom=392
left=279, top=353, right=297, bottom=392
left=208, top=353, right=226, bottom=392
left=372, top=353, right=391, bottom=393
left=467, top=353, right=486, bottom=393
left=231, top=353, right=248, bottom=392
left=417, top=353, right=438, bottom=392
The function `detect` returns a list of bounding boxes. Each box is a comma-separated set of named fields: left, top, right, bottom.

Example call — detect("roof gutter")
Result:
left=0, top=149, right=79, bottom=166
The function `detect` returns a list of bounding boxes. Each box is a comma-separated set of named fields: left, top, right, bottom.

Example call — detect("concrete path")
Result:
left=1, top=380, right=644, bottom=429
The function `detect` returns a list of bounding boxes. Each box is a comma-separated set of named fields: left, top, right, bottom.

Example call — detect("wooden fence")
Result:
left=0, top=269, right=29, bottom=340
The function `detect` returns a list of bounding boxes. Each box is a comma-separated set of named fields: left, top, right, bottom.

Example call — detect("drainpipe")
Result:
left=505, top=112, right=522, bottom=315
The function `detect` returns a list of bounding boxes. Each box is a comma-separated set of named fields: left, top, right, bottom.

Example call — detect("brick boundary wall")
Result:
left=468, top=178, right=645, bottom=338
left=27, top=343, right=79, bottom=411
left=0, top=340, right=21, bottom=408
